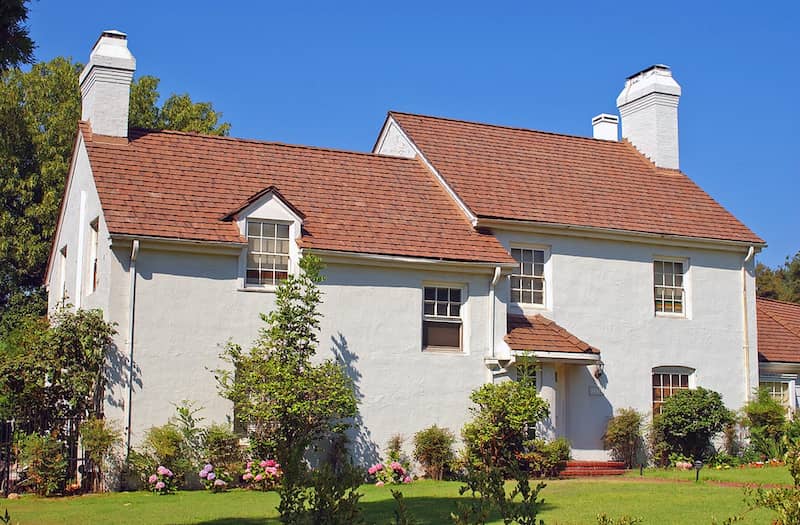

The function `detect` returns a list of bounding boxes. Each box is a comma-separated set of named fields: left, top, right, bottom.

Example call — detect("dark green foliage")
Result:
left=519, top=438, right=571, bottom=478
left=596, top=515, right=643, bottom=525
left=461, top=381, right=549, bottom=473
left=744, top=437, right=800, bottom=524
left=651, top=387, right=734, bottom=462
left=603, top=408, right=644, bottom=468
left=451, top=463, right=546, bottom=525
left=757, top=251, right=800, bottom=303
left=413, top=425, right=455, bottom=480
left=203, top=423, right=243, bottom=472
left=743, top=388, right=788, bottom=459
left=0, top=0, right=34, bottom=70
left=17, top=432, right=67, bottom=496
left=389, top=489, right=418, bottom=525
left=0, top=307, right=116, bottom=428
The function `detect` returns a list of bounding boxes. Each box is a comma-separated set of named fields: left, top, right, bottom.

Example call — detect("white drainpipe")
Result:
left=742, top=246, right=755, bottom=402
left=125, top=240, right=140, bottom=458
left=488, top=266, right=502, bottom=359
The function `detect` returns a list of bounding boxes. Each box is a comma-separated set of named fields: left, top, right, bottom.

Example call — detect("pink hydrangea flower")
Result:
left=156, top=465, right=168, bottom=476
left=375, top=481, right=384, bottom=487
left=148, top=474, right=158, bottom=484
left=199, top=470, right=208, bottom=478
left=403, top=476, right=412, bottom=483
left=265, top=467, right=277, bottom=476
left=155, top=481, right=165, bottom=490
left=207, top=472, right=216, bottom=480
left=255, top=474, right=264, bottom=482
left=260, top=460, right=269, bottom=468
left=214, top=479, right=226, bottom=487
left=204, top=464, right=213, bottom=472
left=246, top=461, right=253, bottom=469
left=265, top=459, right=276, bottom=467
left=243, top=472, right=254, bottom=480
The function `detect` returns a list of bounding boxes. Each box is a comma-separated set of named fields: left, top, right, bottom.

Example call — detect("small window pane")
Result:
left=436, top=303, right=448, bottom=316
left=534, top=250, right=544, bottom=264
left=437, top=288, right=448, bottom=301
left=450, top=303, right=461, bottom=317
left=532, top=292, right=543, bottom=305
left=522, top=290, right=533, bottom=304
left=424, top=302, right=434, bottom=315
left=450, top=289, right=461, bottom=303
left=277, top=224, right=290, bottom=238
left=247, top=222, right=261, bottom=237
left=423, top=321, right=461, bottom=350
left=265, top=239, right=276, bottom=253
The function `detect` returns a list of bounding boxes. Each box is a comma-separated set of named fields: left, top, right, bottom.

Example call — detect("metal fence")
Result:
left=0, top=418, right=92, bottom=495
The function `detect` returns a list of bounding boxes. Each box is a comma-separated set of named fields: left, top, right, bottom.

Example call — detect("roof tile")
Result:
left=757, top=298, right=800, bottom=363
left=505, top=314, right=599, bottom=354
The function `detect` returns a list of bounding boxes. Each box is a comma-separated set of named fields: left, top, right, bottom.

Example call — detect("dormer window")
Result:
left=246, top=220, right=290, bottom=287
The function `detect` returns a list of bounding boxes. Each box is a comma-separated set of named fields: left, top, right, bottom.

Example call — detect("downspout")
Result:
left=742, top=246, right=755, bottom=402
left=125, top=240, right=140, bottom=461
left=489, top=266, right=502, bottom=359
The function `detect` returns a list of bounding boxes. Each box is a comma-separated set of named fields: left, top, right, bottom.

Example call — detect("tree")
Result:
left=0, top=0, right=34, bottom=71
left=0, top=57, right=230, bottom=334
left=0, top=306, right=117, bottom=429
left=757, top=251, right=800, bottom=304
left=215, top=254, right=358, bottom=482
left=651, top=387, right=733, bottom=461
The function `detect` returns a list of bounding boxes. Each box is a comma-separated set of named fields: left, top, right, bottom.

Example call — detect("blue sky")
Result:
left=28, top=1, right=798, bottom=267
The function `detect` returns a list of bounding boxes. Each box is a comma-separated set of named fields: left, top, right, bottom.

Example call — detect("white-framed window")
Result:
left=87, top=219, right=99, bottom=295
left=58, top=246, right=68, bottom=304
left=760, top=380, right=792, bottom=414
left=654, top=260, right=685, bottom=315
left=422, top=285, right=464, bottom=352
left=652, top=366, right=693, bottom=414
left=511, top=248, right=545, bottom=306
left=246, top=220, right=290, bottom=287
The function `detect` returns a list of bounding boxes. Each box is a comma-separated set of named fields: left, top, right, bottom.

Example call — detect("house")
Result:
left=756, top=298, right=800, bottom=413
left=47, top=31, right=769, bottom=463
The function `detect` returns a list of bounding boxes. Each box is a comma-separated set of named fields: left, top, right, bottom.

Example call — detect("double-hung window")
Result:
left=652, top=369, right=691, bottom=414
left=422, top=286, right=463, bottom=352
left=246, top=220, right=290, bottom=287
left=761, top=381, right=792, bottom=414
left=654, top=260, right=684, bottom=314
left=511, top=248, right=545, bottom=306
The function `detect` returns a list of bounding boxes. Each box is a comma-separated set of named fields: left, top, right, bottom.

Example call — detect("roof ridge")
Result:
left=389, top=110, right=629, bottom=145
left=84, top=122, right=419, bottom=162
left=757, top=297, right=800, bottom=307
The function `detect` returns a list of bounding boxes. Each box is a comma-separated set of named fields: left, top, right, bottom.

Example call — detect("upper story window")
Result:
left=652, top=367, right=693, bottom=415
left=87, top=219, right=99, bottom=295
left=511, top=248, right=545, bottom=306
left=654, top=260, right=684, bottom=315
left=246, top=220, right=290, bottom=287
left=422, top=286, right=463, bottom=352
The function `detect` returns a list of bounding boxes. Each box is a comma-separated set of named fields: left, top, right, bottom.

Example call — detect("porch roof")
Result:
left=505, top=314, right=600, bottom=356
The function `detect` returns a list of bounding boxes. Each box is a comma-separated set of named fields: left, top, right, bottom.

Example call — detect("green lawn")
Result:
left=624, top=465, right=793, bottom=485
left=0, top=479, right=775, bottom=524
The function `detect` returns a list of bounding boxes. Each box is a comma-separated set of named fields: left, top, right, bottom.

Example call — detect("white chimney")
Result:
left=79, top=30, right=136, bottom=137
left=616, top=65, right=681, bottom=169
left=591, top=113, right=618, bottom=141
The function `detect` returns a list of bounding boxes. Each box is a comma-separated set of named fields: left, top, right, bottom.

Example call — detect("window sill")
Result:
left=237, top=286, right=277, bottom=294
left=654, top=312, right=687, bottom=319
left=422, top=346, right=466, bottom=355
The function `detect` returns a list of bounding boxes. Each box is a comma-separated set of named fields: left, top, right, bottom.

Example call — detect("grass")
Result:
left=624, top=464, right=793, bottom=485
left=0, top=479, right=776, bottom=524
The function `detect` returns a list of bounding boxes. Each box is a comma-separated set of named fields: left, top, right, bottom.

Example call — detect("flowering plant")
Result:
left=199, top=463, right=232, bottom=493
left=148, top=465, right=177, bottom=495
left=368, top=461, right=412, bottom=486
left=241, top=459, right=282, bottom=491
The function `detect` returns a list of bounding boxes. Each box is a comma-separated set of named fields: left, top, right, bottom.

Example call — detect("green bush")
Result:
left=520, top=437, right=571, bottom=478
left=18, top=433, right=67, bottom=496
left=130, top=423, right=192, bottom=488
left=743, top=388, right=787, bottom=459
left=413, top=425, right=455, bottom=480
left=277, top=462, right=365, bottom=525
left=80, top=418, right=122, bottom=492
left=203, top=423, right=242, bottom=473
left=461, top=380, right=549, bottom=472
left=650, top=387, right=733, bottom=462
left=603, top=408, right=643, bottom=468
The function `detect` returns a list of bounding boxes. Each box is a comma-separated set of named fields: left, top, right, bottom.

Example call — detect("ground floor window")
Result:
left=760, top=380, right=792, bottom=413
left=652, top=368, right=692, bottom=415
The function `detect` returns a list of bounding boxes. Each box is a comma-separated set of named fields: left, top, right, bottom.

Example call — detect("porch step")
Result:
left=560, top=460, right=627, bottom=478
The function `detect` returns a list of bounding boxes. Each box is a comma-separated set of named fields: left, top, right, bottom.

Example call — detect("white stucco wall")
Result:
left=494, top=228, right=758, bottom=459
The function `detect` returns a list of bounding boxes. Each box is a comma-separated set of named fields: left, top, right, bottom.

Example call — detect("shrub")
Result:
left=198, top=463, right=231, bottom=492
left=17, top=433, right=67, bottom=496
left=413, top=425, right=455, bottom=480
left=130, top=423, right=192, bottom=488
left=368, top=461, right=412, bottom=486
left=147, top=465, right=177, bottom=495
left=743, top=388, right=787, bottom=459
left=203, top=423, right=242, bottom=473
left=277, top=462, right=365, bottom=525
left=80, top=418, right=122, bottom=492
left=520, top=437, right=571, bottom=478
left=390, top=489, right=418, bottom=525
left=651, top=387, right=733, bottom=461
left=603, top=408, right=643, bottom=468
left=385, top=434, right=412, bottom=473
left=242, top=459, right=282, bottom=490
left=461, top=380, right=549, bottom=472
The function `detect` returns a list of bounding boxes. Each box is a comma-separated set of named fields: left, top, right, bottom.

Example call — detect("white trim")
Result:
left=421, top=281, right=469, bottom=355
left=374, top=115, right=478, bottom=225
left=110, top=235, right=245, bottom=255
left=653, top=256, right=690, bottom=319
left=477, top=218, right=765, bottom=253
left=74, top=191, right=87, bottom=309
left=511, top=349, right=600, bottom=363
left=310, top=248, right=514, bottom=274
left=509, top=244, right=552, bottom=312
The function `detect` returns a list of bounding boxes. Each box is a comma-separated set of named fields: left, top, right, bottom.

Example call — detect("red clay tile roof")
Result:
left=80, top=123, right=514, bottom=265
left=390, top=112, right=763, bottom=244
left=757, top=298, right=800, bottom=363
left=505, top=314, right=599, bottom=354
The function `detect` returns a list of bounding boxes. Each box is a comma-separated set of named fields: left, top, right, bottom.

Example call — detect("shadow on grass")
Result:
left=186, top=496, right=558, bottom=525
